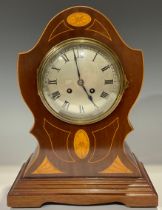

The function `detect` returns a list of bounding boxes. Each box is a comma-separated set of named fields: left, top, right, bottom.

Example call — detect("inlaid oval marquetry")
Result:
left=74, top=129, right=90, bottom=159
left=67, top=12, right=91, bottom=27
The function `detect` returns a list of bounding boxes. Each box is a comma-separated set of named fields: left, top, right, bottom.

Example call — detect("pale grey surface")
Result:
left=0, top=1, right=161, bottom=166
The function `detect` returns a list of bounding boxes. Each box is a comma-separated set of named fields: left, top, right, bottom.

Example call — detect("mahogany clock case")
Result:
left=7, top=6, right=158, bottom=208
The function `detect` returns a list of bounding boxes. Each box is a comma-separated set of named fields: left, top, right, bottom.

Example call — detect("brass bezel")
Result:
left=37, top=37, right=127, bottom=125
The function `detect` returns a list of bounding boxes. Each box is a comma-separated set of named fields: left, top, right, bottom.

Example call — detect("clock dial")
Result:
left=38, top=38, right=125, bottom=124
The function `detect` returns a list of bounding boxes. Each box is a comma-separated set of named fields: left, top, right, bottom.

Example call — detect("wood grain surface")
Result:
left=7, top=6, right=158, bottom=207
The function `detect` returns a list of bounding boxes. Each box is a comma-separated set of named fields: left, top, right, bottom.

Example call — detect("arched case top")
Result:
left=18, top=6, right=143, bottom=129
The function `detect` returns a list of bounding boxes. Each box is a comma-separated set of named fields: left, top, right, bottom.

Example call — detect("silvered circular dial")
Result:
left=38, top=38, right=125, bottom=124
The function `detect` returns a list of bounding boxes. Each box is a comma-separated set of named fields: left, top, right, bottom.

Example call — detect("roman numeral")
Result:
left=51, top=91, right=61, bottom=100
left=105, top=79, right=113, bottom=84
left=62, top=100, right=70, bottom=110
left=101, top=64, right=111, bottom=72
left=48, top=79, right=57, bottom=84
left=51, top=66, right=61, bottom=72
left=92, top=52, right=98, bottom=62
left=79, top=105, right=85, bottom=113
left=61, top=53, right=69, bottom=63
left=100, top=91, right=109, bottom=98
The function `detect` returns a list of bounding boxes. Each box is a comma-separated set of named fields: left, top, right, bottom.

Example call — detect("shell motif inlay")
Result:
left=67, top=12, right=91, bottom=27
left=74, top=129, right=90, bottom=159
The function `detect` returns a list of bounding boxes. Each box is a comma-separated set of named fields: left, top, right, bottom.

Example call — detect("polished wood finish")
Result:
left=7, top=6, right=158, bottom=207
left=19, top=6, right=143, bottom=177
left=8, top=154, right=158, bottom=207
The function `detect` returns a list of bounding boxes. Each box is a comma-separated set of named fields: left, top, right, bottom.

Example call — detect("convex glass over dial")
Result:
left=38, top=38, right=125, bottom=124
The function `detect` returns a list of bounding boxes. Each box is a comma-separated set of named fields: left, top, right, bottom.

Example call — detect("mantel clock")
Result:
left=7, top=6, right=158, bottom=207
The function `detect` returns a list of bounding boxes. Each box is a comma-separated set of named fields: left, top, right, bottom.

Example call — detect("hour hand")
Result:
left=81, top=84, right=98, bottom=108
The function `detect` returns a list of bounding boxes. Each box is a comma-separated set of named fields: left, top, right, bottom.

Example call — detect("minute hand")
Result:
left=73, top=48, right=81, bottom=79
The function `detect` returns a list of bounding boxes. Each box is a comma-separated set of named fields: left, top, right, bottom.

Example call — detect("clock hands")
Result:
left=73, top=48, right=98, bottom=108
left=73, top=48, right=81, bottom=79
left=81, top=83, right=98, bottom=108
